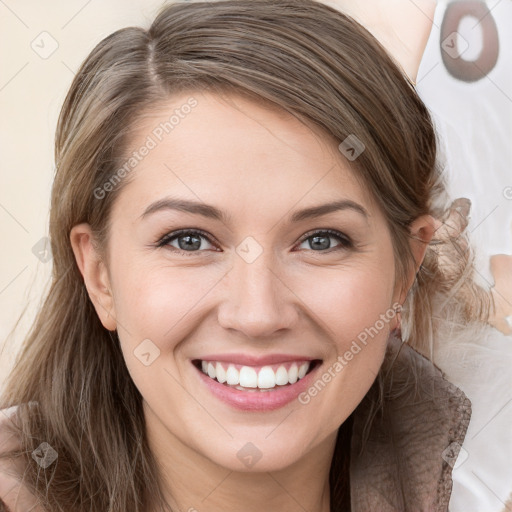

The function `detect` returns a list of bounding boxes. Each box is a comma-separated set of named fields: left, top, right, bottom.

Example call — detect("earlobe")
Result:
left=70, top=223, right=117, bottom=331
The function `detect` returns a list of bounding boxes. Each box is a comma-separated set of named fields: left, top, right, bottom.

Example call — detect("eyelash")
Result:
left=156, top=228, right=353, bottom=256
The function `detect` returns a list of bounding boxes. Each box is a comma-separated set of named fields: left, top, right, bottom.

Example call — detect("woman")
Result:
left=0, top=0, right=497, bottom=510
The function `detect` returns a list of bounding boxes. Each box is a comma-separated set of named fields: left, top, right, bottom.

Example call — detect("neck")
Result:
left=144, top=401, right=339, bottom=512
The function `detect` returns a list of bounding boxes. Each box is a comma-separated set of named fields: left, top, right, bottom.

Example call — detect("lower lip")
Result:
left=193, top=362, right=321, bottom=411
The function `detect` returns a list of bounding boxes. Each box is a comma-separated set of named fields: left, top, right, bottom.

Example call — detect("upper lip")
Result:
left=193, top=353, right=320, bottom=366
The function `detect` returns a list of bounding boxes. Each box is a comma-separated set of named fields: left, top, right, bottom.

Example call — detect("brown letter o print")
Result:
left=441, top=1, right=499, bottom=82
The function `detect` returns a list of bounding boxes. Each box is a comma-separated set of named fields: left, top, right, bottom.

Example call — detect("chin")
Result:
left=197, top=433, right=315, bottom=473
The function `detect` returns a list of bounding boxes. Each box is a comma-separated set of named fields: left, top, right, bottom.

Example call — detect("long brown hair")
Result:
left=0, top=1, right=492, bottom=510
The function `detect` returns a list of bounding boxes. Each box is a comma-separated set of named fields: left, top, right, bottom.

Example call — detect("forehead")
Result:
left=113, top=90, right=377, bottom=219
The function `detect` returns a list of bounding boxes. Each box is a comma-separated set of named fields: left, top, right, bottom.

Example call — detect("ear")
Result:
left=396, top=214, right=438, bottom=305
left=70, top=223, right=117, bottom=331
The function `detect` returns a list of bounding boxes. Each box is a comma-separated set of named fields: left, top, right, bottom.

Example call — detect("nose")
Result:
left=216, top=249, right=298, bottom=339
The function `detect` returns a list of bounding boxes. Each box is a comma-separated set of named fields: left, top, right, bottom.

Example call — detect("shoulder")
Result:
left=0, top=407, right=42, bottom=512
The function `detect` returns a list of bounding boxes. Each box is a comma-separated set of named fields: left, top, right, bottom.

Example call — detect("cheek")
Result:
left=295, top=258, right=396, bottom=346
left=111, top=262, right=220, bottom=346
left=291, top=254, right=396, bottom=403
left=110, top=265, right=213, bottom=407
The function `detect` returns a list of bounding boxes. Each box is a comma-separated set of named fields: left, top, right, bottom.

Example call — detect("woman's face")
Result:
left=77, top=90, right=423, bottom=473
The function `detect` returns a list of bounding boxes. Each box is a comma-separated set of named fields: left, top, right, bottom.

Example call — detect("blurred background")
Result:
left=1, top=0, right=511, bottom=510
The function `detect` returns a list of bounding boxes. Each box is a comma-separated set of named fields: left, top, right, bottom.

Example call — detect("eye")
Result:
left=157, top=229, right=218, bottom=256
left=295, top=229, right=353, bottom=252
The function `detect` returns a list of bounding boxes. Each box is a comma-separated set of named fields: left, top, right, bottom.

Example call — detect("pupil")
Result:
left=311, top=235, right=330, bottom=250
left=179, top=234, right=201, bottom=251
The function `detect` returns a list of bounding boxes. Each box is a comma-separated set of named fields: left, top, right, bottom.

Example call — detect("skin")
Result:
left=70, top=90, right=435, bottom=511
left=489, top=224, right=512, bottom=335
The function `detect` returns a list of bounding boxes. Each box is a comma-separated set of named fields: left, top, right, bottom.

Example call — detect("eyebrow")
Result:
left=140, top=197, right=369, bottom=224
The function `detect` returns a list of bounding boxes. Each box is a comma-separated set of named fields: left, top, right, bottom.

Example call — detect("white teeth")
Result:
left=275, top=365, right=288, bottom=386
left=239, top=366, right=258, bottom=388
left=257, top=366, right=276, bottom=389
left=199, top=360, right=312, bottom=389
left=288, top=364, right=298, bottom=384
left=298, top=362, right=308, bottom=379
left=215, top=362, right=227, bottom=383
left=226, top=365, right=239, bottom=385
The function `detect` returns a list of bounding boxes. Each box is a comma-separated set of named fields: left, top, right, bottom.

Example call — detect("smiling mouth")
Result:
left=192, top=359, right=322, bottom=391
